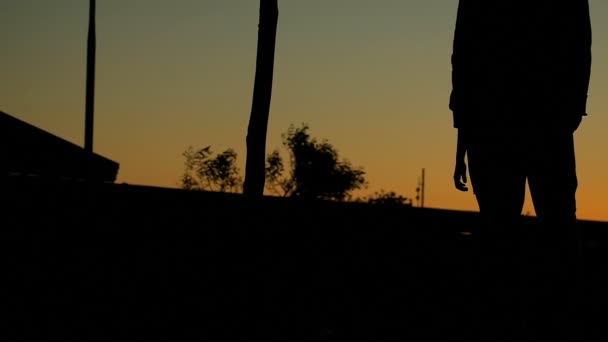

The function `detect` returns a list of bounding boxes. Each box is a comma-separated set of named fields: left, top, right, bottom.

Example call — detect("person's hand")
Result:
left=453, top=160, right=468, bottom=192
left=454, top=128, right=469, bottom=192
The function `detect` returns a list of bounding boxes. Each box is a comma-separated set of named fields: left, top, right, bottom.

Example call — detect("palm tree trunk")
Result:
left=243, top=0, right=279, bottom=197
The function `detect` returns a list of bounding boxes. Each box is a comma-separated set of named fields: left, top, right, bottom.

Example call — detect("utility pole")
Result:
left=421, top=168, right=425, bottom=208
left=85, top=0, right=96, bottom=155
left=415, top=168, right=426, bottom=208
left=416, top=177, right=420, bottom=207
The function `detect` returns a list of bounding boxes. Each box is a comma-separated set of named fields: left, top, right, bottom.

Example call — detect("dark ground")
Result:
left=4, top=177, right=608, bottom=340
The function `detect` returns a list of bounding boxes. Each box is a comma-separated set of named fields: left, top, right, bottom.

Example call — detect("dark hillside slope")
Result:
left=4, top=176, right=607, bottom=340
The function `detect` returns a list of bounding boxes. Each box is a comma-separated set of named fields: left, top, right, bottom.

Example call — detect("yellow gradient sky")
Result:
left=2, top=1, right=608, bottom=221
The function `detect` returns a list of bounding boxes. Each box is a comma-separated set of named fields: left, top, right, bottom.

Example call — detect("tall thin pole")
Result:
left=84, top=0, right=96, bottom=154
left=421, top=168, right=425, bottom=208
left=243, top=0, right=279, bottom=197
left=416, top=178, right=420, bottom=207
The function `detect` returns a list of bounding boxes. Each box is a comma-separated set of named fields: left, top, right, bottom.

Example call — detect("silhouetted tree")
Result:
left=265, top=149, right=294, bottom=196
left=181, top=146, right=242, bottom=192
left=266, top=124, right=367, bottom=201
left=366, top=190, right=411, bottom=206
left=243, top=0, right=279, bottom=197
left=182, top=125, right=365, bottom=200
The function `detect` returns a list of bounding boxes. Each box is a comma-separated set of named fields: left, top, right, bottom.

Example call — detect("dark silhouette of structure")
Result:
left=0, top=111, right=119, bottom=182
left=243, top=0, right=279, bottom=197
left=450, top=1, right=592, bottom=340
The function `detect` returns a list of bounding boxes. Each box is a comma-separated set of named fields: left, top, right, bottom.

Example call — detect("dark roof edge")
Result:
left=0, top=110, right=118, bottom=166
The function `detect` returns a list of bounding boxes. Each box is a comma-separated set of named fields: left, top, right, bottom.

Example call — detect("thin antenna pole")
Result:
left=84, top=0, right=96, bottom=154
left=421, top=168, right=425, bottom=208
left=416, top=177, right=420, bottom=208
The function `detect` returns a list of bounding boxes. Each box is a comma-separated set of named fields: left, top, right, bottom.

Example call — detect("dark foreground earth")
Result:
left=4, top=177, right=608, bottom=340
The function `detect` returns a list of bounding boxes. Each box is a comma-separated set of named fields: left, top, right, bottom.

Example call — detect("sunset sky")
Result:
left=2, top=0, right=608, bottom=221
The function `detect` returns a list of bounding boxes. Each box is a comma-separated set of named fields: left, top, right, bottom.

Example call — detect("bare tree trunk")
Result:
left=243, top=0, right=279, bottom=197
left=84, top=0, right=96, bottom=182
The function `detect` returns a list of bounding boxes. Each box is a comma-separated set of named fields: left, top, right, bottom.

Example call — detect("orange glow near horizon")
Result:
left=2, top=1, right=608, bottom=222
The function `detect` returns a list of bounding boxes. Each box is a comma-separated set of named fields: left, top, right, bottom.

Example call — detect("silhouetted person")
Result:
left=450, top=1, right=591, bottom=341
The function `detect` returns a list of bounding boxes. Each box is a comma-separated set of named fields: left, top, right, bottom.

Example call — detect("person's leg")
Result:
left=526, top=131, right=582, bottom=340
left=467, top=132, right=527, bottom=341
left=527, top=131, right=578, bottom=234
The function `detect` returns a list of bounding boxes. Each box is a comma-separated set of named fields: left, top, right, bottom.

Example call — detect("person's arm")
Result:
left=575, top=1, right=592, bottom=126
left=453, top=128, right=469, bottom=192
left=451, top=1, right=472, bottom=191
left=450, top=0, right=476, bottom=128
left=564, top=0, right=592, bottom=131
